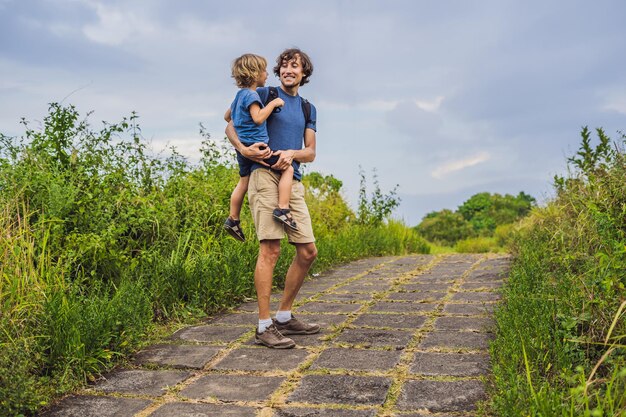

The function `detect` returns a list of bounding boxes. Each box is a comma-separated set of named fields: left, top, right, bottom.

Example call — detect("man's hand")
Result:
left=271, top=149, right=296, bottom=171
left=241, top=142, right=272, bottom=166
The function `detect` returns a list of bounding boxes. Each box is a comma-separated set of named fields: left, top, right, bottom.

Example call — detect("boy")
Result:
left=223, top=53, right=299, bottom=242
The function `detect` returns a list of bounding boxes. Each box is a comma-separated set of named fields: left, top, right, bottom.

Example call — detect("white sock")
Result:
left=275, top=310, right=292, bottom=323
left=258, top=318, right=273, bottom=333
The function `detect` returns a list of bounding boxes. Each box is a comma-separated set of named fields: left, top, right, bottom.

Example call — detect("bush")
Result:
left=414, top=191, right=535, bottom=247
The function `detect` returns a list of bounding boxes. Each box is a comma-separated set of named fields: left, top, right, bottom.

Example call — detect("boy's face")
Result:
left=279, top=54, right=303, bottom=88
left=256, top=69, right=268, bottom=88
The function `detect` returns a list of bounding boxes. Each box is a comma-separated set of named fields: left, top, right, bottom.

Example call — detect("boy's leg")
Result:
left=229, top=175, right=249, bottom=219
left=277, top=165, right=294, bottom=210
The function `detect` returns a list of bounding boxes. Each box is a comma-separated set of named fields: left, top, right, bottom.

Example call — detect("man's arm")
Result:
left=271, top=128, right=316, bottom=170
left=225, top=121, right=272, bottom=163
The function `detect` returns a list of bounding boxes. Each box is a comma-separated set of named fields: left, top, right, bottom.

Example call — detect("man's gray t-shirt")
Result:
left=253, top=86, right=317, bottom=180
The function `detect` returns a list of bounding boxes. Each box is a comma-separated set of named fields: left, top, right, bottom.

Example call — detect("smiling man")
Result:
left=225, top=48, right=319, bottom=348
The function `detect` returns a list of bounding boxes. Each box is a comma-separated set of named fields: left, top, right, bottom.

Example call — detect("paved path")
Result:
left=41, top=254, right=509, bottom=417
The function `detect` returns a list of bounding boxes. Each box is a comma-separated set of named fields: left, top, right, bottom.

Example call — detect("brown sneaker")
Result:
left=273, top=315, right=321, bottom=335
left=254, top=324, right=296, bottom=349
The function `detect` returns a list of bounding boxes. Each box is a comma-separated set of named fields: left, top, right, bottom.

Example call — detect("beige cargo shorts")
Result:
left=248, top=168, right=315, bottom=244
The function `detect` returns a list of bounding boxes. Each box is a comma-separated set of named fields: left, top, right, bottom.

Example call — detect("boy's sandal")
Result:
left=272, top=208, right=299, bottom=231
left=223, top=217, right=246, bottom=242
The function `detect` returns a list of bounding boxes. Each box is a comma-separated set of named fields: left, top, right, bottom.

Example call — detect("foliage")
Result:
left=0, top=103, right=428, bottom=416
left=415, top=191, right=535, bottom=247
left=488, top=127, right=626, bottom=416
left=415, top=209, right=475, bottom=246
left=357, top=167, right=400, bottom=226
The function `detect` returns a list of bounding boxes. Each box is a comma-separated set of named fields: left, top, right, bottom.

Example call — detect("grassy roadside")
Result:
left=486, top=128, right=626, bottom=416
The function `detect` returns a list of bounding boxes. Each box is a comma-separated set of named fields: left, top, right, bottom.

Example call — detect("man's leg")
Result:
left=274, top=242, right=321, bottom=335
left=279, top=242, right=318, bottom=311
left=255, top=239, right=281, bottom=320
left=253, top=239, right=296, bottom=348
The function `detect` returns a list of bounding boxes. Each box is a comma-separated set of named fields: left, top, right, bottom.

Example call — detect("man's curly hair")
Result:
left=273, top=48, right=314, bottom=86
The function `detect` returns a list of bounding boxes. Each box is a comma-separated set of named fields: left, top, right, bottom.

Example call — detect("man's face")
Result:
left=279, top=55, right=303, bottom=88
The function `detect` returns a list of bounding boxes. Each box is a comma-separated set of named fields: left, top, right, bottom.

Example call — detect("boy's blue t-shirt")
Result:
left=252, top=86, right=317, bottom=180
left=230, top=88, right=269, bottom=145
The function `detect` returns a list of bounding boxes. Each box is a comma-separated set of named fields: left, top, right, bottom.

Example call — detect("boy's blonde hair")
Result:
left=231, top=54, right=267, bottom=88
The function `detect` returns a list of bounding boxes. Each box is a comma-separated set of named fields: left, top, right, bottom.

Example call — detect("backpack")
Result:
left=264, top=86, right=312, bottom=129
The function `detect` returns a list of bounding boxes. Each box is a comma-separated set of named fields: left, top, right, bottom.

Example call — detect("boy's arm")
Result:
left=224, top=108, right=232, bottom=122
left=225, top=121, right=272, bottom=165
left=249, top=98, right=284, bottom=125
left=271, top=128, right=316, bottom=170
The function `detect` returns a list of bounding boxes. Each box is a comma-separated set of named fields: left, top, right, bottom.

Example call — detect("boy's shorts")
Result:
left=236, top=145, right=279, bottom=177
left=248, top=168, right=315, bottom=244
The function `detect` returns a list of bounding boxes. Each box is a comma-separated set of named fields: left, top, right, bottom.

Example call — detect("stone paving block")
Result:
left=180, top=374, right=284, bottom=401
left=358, top=276, right=397, bottom=285
left=316, top=292, right=374, bottom=302
left=396, top=380, right=485, bottom=412
left=334, top=328, right=414, bottom=349
left=297, top=302, right=363, bottom=314
left=399, top=282, right=450, bottom=292
left=369, top=301, right=437, bottom=314
left=93, top=369, right=190, bottom=396
left=385, top=291, right=446, bottom=302
left=148, top=402, right=257, bottom=416
left=310, top=347, right=402, bottom=371
left=460, top=281, right=503, bottom=290
left=443, top=303, right=494, bottom=316
left=464, top=271, right=504, bottom=282
left=409, top=275, right=456, bottom=283
left=300, top=281, right=340, bottom=294
left=275, top=407, right=377, bottom=416
left=173, top=324, right=251, bottom=343
left=434, top=317, right=494, bottom=332
left=419, top=331, right=493, bottom=350
left=351, top=313, right=427, bottom=330
left=294, top=313, right=350, bottom=328
left=133, top=344, right=220, bottom=369
left=410, top=352, right=490, bottom=376
left=235, top=299, right=281, bottom=312
left=451, top=292, right=501, bottom=303
left=288, top=375, right=391, bottom=405
left=213, top=347, right=309, bottom=371
left=335, top=282, right=391, bottom=293
left=40, top=395, right=151, bottom=417
left=209, top=312, right=259, bottom=326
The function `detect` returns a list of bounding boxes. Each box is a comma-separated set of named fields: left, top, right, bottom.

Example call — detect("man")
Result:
left=225, top=48, right=320, bottom=348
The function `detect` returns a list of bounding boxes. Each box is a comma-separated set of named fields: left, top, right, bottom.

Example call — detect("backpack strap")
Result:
left=264, top=86, right=313, bottom=128
left=301, top=98, right=312, bottom=128
left=263, top=86, right=279, bottom=106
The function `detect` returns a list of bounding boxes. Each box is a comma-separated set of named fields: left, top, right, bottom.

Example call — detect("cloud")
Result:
left=384, top=99, right=444, bottom=141
left=603, top=92, right=626, bottom=116
left=431, top=152, right=491, bottom=179
left=82, top=3, right=155, bottom=45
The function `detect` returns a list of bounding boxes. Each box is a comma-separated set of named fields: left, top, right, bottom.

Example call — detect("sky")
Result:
left=1, top=0, right=625, bottom=226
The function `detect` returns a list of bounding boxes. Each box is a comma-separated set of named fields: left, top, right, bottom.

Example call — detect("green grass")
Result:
left=486, top=128, right=626, bottom=416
